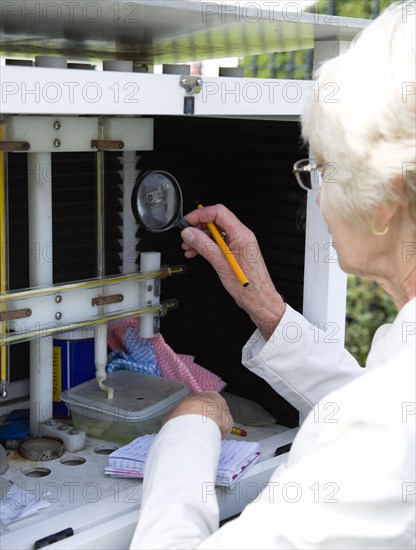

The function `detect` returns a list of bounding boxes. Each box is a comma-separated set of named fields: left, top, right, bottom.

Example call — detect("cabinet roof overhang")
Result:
left=0, top=1, right=369, bottom=63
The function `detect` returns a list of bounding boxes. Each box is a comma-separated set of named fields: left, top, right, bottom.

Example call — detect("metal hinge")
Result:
left=0, top=141, right=30, bottom=152
left=180, top=76, right=203, bottom=115
left=179, top=76, right=203, bottom=94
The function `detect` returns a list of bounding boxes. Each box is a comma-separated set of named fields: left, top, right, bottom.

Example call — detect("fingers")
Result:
left=162, top=391, right=233, bottom=439
left=184, top=204, right=243, bottom=233
left=182, top=225, right=212, bottom=255
left=181, top=240, right=198, bottom=258
left=181, top=226, right=222, bottom=264
left=181, top=204, right=253, bottom=268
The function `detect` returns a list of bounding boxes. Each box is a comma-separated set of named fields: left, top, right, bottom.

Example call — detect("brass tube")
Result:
left=0, top=121, right=9, bottom=396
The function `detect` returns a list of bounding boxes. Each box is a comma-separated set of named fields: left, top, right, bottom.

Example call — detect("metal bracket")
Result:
left=0, top=141, right=30, bottom=152
left=179, top=76, right=202, bottom=94
left=91, top=140, right=124, bottom=150
left=0, top=308, right=32, bottom=321
left=91, top=294, right=124, bottom=307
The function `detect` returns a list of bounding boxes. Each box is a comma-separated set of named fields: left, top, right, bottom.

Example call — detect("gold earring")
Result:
left=371, top=221, right=389, bottom=236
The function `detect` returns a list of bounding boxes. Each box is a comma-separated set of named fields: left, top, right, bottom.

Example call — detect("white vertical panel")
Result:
left=302, top=40, right=351, bottom=343
left=28, top=152, right=53, bottom=434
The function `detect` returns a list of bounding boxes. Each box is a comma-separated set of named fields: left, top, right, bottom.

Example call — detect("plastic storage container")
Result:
left=61, top=371, right=189, bottom=443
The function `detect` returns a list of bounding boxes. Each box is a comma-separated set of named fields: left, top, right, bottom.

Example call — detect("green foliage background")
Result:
left=243, top=0, right=398, bottom=79
left=312, top=0, right=397, bottom=18
left=345, top=276, right=397, bottom=366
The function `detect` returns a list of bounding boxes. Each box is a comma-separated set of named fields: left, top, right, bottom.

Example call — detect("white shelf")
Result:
left=1, top=426, right=297, bottom=549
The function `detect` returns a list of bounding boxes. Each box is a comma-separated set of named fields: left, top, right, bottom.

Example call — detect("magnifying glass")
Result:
left=131, top=170, right=249, bottom=287
left=131, top=170, right=190, bottom=232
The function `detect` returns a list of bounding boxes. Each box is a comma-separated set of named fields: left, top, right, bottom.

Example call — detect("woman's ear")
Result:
left=376, top=176, right=407, bottom=226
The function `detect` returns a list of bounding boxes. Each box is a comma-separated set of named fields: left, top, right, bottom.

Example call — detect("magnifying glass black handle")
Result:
left=178, top=218, right=191, bottom=228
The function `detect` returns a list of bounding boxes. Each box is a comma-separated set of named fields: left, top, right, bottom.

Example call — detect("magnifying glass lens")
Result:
left=137, top=173, right=178, bottom=229
left=132, top=171, right=185, bottom=232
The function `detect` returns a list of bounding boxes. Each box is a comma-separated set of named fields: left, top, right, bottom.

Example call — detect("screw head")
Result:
left=55, top=295, right=62, bottom=303
left=54, top=139, right=61, bottom=148
left=53, top=121, right=61, bottom=130
left=55, top=312, right=62, bottom=320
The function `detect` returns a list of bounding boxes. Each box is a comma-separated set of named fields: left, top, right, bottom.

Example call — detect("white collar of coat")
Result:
left=365, top=297, right=416, bottom=370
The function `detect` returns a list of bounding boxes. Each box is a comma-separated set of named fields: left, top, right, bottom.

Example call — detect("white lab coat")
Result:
left=130, top=299, right=416, bottom=549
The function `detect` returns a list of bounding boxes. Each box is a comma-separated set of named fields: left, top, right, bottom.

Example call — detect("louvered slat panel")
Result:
left=136, top=116, right=306, bottom=427
left=6, top=151, right=123, bottom=382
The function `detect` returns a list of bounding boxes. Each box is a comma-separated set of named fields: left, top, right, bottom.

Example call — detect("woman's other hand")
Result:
left=162, top=391, right=233, bottom=439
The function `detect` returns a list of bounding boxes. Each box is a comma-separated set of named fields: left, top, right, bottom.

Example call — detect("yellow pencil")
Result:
left=197, top=204, right=249, bottom=287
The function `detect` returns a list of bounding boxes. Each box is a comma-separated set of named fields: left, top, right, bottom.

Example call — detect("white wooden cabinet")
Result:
left=0, top=2, right=368, bottom=548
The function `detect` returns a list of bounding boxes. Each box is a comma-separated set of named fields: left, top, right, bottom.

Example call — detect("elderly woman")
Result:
left=130, top=2, right=415, bottom=548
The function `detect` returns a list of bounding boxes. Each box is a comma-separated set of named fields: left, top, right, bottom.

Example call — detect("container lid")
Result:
left=61, top=371, right=189, bottom=422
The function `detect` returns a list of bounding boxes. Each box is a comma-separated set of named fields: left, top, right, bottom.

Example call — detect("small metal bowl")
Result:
left=19, top=436, right=64, bottom=461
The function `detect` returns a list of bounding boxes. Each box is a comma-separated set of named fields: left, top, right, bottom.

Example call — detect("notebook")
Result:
left=105, top=434, right=261, bottom=489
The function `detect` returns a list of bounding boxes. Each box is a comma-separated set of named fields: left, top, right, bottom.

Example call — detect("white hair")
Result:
left=301, top=1, right=416, bottom=230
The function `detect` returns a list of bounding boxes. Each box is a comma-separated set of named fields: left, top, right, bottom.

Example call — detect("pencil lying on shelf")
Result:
left=197, top=203, right=249, bottom=287
left=231, top=427, right=247, bottom=437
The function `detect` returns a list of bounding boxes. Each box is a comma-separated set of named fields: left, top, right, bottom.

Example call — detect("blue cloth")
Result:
left=107, top=327, right=160, bottom=376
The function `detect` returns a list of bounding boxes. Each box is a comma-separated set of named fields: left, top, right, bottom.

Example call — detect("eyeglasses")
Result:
left=293, top=158, right=324, bottom=191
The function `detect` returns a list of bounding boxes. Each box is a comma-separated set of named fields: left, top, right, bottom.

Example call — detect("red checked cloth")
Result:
left=107, top=318, right=226, bottom=393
